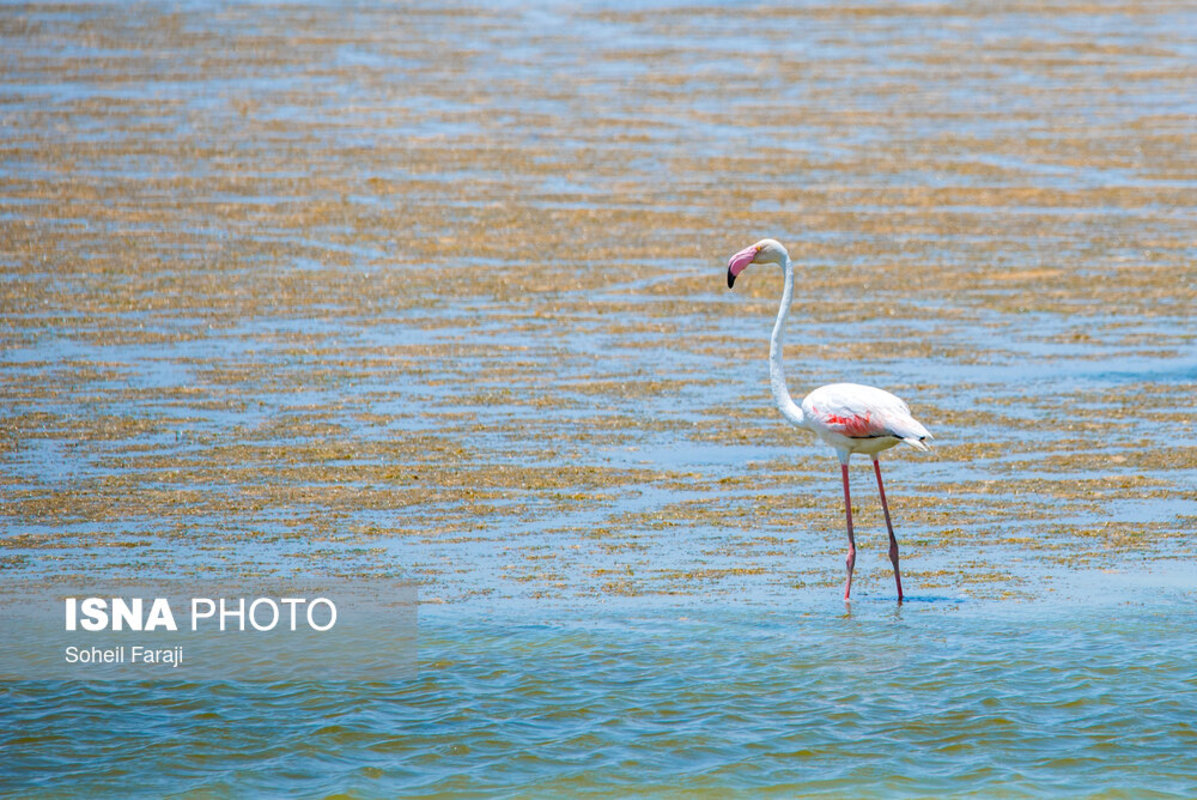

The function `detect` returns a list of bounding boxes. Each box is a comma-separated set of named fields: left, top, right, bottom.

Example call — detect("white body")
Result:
left=799, top=382, right=930, bottom=461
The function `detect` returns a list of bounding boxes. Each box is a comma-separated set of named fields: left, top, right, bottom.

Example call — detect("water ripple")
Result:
left=5, top=602, right=1195, bottom=798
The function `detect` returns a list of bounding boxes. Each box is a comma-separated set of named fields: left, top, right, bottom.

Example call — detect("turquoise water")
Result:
left=4, top=0, right=1197, bottom=796
left=5, top=579, right=1197, bottom=798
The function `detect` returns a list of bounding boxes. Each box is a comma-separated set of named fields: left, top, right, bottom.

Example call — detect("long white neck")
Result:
left=769, top=256, right=807, bottom=429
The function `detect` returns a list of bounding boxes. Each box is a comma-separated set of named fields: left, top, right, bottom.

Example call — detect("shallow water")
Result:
left=5, top=582, right=1197, bottom=798
left=2, top=0, right=1196, bottom=797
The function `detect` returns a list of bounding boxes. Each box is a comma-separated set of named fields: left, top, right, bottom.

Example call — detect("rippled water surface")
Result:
left=2, top=0, right=1195, bottom=796
left=6, top=586, right=1197, bottom=798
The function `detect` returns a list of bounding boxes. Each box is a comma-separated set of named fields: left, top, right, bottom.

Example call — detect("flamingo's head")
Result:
left=726, top=239, right=789, bottom=289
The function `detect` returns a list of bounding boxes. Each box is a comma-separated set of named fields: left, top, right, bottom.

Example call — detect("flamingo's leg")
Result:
left=841, top=462, right=856, bottom=601
left=873, top=458, right=904, bottom=602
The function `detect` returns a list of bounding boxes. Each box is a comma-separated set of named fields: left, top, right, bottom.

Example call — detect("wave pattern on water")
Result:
left=2, top=1, right=1197, bottom=796
left=4, top=601, right=1196, bottom=798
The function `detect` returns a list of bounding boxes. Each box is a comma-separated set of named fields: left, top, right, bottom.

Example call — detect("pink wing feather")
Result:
left=803, top=383, right=931, bottom=449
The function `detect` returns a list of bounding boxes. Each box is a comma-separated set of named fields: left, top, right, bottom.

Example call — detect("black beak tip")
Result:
left=727, top=270, right=736, bottom=289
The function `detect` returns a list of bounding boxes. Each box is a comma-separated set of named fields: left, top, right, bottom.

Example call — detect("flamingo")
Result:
left=726, top=238, right=931, bottom=602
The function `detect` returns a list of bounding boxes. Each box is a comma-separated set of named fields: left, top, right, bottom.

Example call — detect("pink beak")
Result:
left=726, top=245, right=758, bottom=288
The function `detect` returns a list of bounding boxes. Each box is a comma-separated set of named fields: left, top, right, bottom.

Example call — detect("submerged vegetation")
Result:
left=1, top=3, right=1194, bottom=601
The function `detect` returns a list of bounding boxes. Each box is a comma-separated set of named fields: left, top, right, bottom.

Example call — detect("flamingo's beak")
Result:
left=726, top=245, right=758, bottom=289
